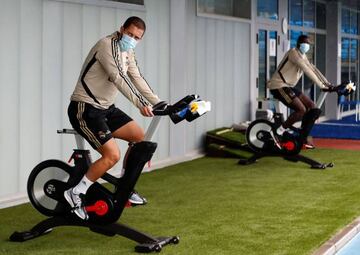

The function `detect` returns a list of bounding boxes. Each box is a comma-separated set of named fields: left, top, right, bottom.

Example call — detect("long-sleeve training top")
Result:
left=71, top=31, right=160, bottom=110
left=268, top=47, right=330, bottom=90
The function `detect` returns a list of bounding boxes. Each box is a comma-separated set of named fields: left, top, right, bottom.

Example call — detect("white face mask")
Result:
left=299, top=43, right=310, bottom=54
left=119, top=34, right=137, bottom=52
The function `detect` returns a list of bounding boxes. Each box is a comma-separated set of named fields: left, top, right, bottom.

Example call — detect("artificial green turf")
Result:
left=1, top=149, right=360, bottom=255
left=207, top=127, right=247, bottom=146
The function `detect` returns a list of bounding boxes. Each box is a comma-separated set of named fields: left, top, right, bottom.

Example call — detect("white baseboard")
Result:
left=0, top=193, right=29, bottom=209
left=0, top=151, right=205, bottom=209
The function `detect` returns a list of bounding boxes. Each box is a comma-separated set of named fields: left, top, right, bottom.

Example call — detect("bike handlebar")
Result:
left=151, top=95, right=211, bottom=124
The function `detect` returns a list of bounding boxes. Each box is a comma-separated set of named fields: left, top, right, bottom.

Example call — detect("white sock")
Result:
left=120, top=168, right=125, bottom=177
left=276, top=125, right=286, bottom=135
left=73, top=175, right=94, bottom=195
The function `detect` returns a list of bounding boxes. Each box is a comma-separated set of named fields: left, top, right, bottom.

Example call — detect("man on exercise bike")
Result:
left=64, top=16, right=161, bottom=220
left=268, top=35, right=334, bottom=149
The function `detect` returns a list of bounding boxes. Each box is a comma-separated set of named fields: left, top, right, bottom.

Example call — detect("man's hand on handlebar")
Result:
left=140, top=105, right=154, bottom=117
left=321, top=84, right=337, bottom=92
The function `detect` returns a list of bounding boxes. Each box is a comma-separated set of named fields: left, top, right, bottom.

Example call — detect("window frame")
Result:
left=288, top=0, right=327, bottom=29
left=196, top=0, right=252, bottom=24
left=341, top=5, right=360, bottom=104
left=49, top=0, right=146, bottom=11
left=257, top=0, right=279, bottom=21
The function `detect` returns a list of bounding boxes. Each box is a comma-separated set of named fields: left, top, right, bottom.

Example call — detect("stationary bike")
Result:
left=10, top=95, right=211, bottom=253
left=239, top=82, right=356, bottom=169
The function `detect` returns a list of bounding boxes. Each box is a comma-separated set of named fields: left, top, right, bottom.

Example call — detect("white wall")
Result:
left=0, top=0, right=251, bottom=208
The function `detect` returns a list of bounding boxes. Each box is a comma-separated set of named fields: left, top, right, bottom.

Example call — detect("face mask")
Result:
left=119, top=34, right=137, bottom=52
left=299, top=43, right=310, bottom=54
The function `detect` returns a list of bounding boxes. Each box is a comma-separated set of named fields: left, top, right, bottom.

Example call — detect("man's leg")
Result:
left=111, top=121, right=148, bottom=205
left=112, top=120, right=144, bottom=142
left=298, top=93, right=319, bottom=148
left=298, top=93, right=316, bottom=110
left=282, top=97, right=307, bottom=129
left=85, top=138, right=120, bottom=181
left=64, top=139, right=120, bottom=220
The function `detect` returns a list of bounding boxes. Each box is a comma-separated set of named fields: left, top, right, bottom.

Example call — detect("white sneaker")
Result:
left=128, top=190, right=147, bottom=205
left=64, top=188, right=89, bottom=220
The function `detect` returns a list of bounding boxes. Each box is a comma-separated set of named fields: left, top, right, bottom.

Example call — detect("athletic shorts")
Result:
left=68, top=101, right=132, bottom=150
left=270, top=87, right=302, bottom=108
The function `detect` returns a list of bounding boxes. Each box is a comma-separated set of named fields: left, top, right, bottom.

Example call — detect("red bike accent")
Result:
left=85, top=200, right=109, bottom=216
left=281, top=141, right=295, bottom=151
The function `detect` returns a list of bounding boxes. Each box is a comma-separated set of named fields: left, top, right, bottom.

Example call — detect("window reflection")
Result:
left=197, top=0, right=251, bottom=19
left=341, top=38, right=350, bottom=83
left=290, top=0, right=326, bottom=29
left=342, top=9, right=350, bottom=33
left=290, top=30, right=302, bottom=48
left=258, top=30, right=267, bottom=99
left=289, top=0, right=302, bottom=26
left=303, top=0, right=315, bottom=28
left=316, top=2, right=326, bottom=29
left=257, top=0, right=278, bottom=20
left=316, top=34, right=326, bottom=112
left=350, top=12, right=358, bottom=35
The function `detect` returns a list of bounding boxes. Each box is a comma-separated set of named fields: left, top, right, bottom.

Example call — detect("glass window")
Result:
left=289, top=0, right=303, bottom=26
left=350, top=39, right=358, bottom=85
left=316, top=2, right=326, bottom=29
left=350, top=11, right=358, bottom=35
left=303, top=0, right=315, bottom=28
left=269, top=31, right=277, bottom=78
left=258, top=30, right=267, bottom=99
left=303, top=33, right=315, bottom=96
left=290, top=30, right=302, bottom=48
left=257, top=0, right=278, bottom=20
left=106, top=0, right=144, bottom=4
left=341, top=38, right=350, bottom=82
left=342, top=9, right=351, bottom=33
left=341, top=38, right=358, bottom=105
left=316, top=34, right=326, bottom=114
left=197, top=0, right=251, bottom=19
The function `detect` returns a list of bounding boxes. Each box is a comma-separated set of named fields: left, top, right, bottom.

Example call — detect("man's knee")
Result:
left=133, top=129, right=145, bottom=142
left=297, top=106, right=307, bottom=118
left=102, top=149, right=120, bottom=167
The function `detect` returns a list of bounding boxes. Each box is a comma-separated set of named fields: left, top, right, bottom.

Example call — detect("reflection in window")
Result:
left=303, top=33, right=315, bottom=94
left=341, top=37, right=358, bottom=105
left=342, top=9, right=350, bottom=33
left=269, top=31, right=277, bottom=78
left=290, top=30, right=302, bottom=48
left=350, top=12, right=358, bottom=35
left=316, top=34, right=326, bottom=113
left=350, top=39, right=358, bottom=85
left=258, top=30, right=267, bottom=99
left=316, top=2, right=326, bottom=29
left=106, top=0, right=144, bottom=4
left=289, top=0, right=302, bottom=26
left=350, top=39, right=358, bottom=62
left=290, top=0, right=326, bottom=29
left=257, top=0, right=278, bottom=20
left=303, top=0, right=315, bottom=28
left=341, top=38, right=350, bottom=83
left=197, top=0, right=251, bottom=19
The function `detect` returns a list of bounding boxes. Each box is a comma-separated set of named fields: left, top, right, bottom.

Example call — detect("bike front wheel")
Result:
left=246, top=119, right=275, bottom=153
left=27, top=160, right=73, bottom=217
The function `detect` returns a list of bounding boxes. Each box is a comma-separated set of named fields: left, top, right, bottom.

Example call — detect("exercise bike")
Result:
left=239, top=82, right=356, bottom=169
left=10, top=95, right=211, bottom=253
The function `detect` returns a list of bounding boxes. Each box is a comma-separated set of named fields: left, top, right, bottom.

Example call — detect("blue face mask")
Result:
left=119, top=34, right=137, bottom=52
left=299, top=43, right=310, bottom=54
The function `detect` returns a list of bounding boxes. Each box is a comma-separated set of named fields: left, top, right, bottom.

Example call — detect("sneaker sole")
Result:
left=128, top=199, right=147, bottom=205
left=64, top=190, right=88, bottom=220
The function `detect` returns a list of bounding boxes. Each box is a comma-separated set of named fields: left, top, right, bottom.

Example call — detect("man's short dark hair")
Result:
left=297, top=35, right=310, bottom=47
left=123, top=16, right=146, bottom=33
